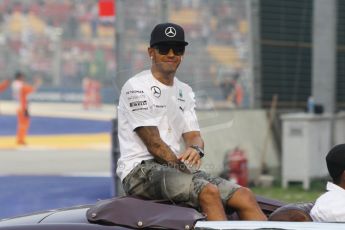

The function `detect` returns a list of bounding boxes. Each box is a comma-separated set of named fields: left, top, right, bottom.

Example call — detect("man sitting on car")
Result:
left=310, top=144, right=345, bottom=222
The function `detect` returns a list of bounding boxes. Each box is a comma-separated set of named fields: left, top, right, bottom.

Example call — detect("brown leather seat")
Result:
left=268, top=202, right=314, bottom=222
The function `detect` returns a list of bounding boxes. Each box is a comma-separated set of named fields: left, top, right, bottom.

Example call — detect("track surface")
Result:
left=0, top=105, right=115, bottom=220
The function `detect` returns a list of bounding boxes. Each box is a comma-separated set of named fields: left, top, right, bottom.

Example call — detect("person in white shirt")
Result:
left=116, top=22, right=266, bottom=221
left=310, top=144, right=345, bottom=222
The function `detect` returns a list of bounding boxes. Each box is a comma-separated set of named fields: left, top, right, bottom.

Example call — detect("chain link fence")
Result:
left=0, top=0, right=251, bottom=108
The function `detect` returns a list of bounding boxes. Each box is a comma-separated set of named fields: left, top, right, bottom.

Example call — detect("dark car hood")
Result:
left=0, top=205, right=92, bottom=226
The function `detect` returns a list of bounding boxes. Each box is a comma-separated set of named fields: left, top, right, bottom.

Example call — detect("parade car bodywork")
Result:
left=1, top=196, right=345, bottom=230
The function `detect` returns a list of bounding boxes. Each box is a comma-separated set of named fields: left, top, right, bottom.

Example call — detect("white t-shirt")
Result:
left=11, top=80, right=23, bottom=103
left=310, top=182, right=345, bottom=222
left=116, top=70, right=200, bottom=181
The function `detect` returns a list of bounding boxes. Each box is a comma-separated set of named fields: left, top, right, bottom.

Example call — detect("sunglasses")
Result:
left=153, top=45, right=185, bottom=56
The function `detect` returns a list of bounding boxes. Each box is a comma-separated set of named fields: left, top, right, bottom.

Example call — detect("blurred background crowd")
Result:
left=0, top=0, right=249, bottom=107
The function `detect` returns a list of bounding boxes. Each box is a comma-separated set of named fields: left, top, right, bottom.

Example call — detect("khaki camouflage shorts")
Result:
left=122, top=159, right=240, bottom=209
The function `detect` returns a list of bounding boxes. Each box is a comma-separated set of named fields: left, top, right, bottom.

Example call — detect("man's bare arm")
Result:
left=182, top=131, right=204, bottom=149
left=135, top=126, right=189, bottom=172
left=180, top=131, right=204, bottom=168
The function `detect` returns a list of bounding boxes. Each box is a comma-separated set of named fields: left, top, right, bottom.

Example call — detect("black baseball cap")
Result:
left=150, top=22, right=188, bottom=47
left=326, top=144, right=345, bottom=180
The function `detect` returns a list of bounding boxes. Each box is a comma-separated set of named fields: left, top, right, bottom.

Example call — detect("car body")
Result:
left=1, top=197, right=345, bottom=230
left=0, top=205, right=129, bottom=230
left=195, top=221, right=345, bottom=230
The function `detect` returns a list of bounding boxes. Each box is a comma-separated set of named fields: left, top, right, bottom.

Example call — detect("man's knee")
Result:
left=199, top=183, right=221, bottom=202
left=228, top=187, right=258, bottom=209
left=227, top=187, right=267, bottom=220
left=236, top=187, right=256, bottom=202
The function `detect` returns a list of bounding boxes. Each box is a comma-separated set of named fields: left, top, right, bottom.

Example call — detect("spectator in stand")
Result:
left=231, top=72, right=243, bottom=107
left=83, top=77, right=102, bottom=109
left=212, top=71, right=244, bottom=107
left=220, top=76, right=235, bottom=103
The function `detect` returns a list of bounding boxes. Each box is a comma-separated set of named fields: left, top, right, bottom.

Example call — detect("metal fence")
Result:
left=0, top=0, right=251, bottom=108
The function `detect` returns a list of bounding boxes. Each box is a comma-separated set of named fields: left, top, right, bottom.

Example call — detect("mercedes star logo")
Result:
left=151, top=86, right=161, bottom=98
left=165, top=27, right=176, bottom=37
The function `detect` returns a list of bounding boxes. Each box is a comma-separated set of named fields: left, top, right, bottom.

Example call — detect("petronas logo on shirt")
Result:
left=178, top=89, right=186, bottom=102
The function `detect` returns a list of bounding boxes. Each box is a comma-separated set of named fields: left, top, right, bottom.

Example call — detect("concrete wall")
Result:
left=196, top=109, right=279, bottom=180
left=334, top=112, right=345, bottom=145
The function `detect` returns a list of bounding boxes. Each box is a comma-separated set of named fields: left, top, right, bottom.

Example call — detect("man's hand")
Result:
left=178, top=147, right=201, bottom=170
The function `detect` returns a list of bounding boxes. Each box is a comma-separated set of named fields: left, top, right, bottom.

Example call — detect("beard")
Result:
left=155, top=61, right=180, bottom=75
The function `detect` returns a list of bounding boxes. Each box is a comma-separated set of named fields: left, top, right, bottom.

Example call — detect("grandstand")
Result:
left=0, top=0, right=248, bottom=107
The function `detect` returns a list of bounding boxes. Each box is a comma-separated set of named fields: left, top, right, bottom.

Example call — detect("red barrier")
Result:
left=227, top=147, right=248, bottom=187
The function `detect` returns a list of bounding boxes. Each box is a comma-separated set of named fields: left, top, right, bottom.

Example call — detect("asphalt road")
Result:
left=0, top=148, right=112, bottom=176
left=0, top=102, right=116, bottom=219
left=0, top=148, right=114, bottom=219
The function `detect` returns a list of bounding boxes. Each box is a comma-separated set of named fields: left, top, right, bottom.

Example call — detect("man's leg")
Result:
left=17, top=111, right=30, bottom=145
left=198, top=183, right=227, bottom=220
left=226, top=187, right=267, bottom=220
left=16, top=110, right=25, bottom=144
left=192, top=171, right=267, bottom=221
left=159, top=169, right=227, bottom=220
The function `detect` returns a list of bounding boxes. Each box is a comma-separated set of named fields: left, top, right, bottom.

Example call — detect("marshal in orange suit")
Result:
left=11, top=72, right=41, bottom=145
left=0, top=79, right=9, bottom=92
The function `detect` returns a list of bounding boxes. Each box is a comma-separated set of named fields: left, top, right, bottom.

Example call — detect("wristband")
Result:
left=190, top=145, right=205, bottom=158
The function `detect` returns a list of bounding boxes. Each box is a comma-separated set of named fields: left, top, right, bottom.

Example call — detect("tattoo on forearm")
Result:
left=135, top=126, right=178, bottom=164
left=182, top=131, right=204, bottom=149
